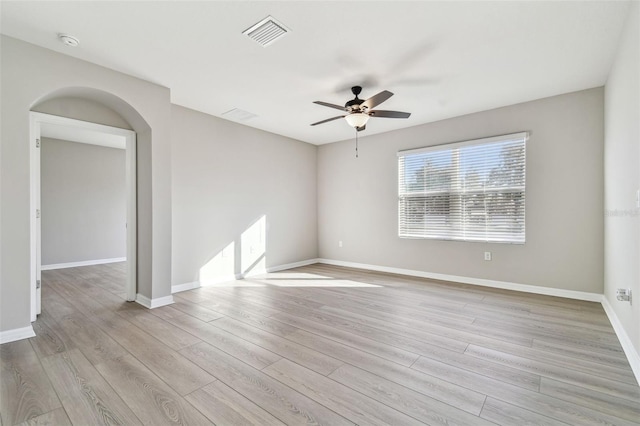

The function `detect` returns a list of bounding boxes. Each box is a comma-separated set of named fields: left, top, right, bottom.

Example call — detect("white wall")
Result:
left=318, top=87, right=604, bottom=294
left=604, top=1, right=639, bottom=356
left=171, top=105, right=317, bottom=286
left=41, top=138, right=126, bottom=265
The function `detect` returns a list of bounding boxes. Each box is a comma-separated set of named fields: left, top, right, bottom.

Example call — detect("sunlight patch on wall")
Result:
left=195, top=215, right=376, bottom=288
left=199, top=241, right=235, bottom=286
left=242, top=215, right=266, bottom=276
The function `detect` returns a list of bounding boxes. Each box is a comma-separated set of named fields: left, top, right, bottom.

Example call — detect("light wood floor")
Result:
left=2, top=263, right=639, bottom=425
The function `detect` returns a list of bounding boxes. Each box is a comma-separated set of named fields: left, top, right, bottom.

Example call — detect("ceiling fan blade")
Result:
left=313, top=101, right=347, bottom=111
left=310, top=115, right=345, bottom=126
left=369, top=110, right=411, bottom=119
left=361, top=90, right=393, bottom=110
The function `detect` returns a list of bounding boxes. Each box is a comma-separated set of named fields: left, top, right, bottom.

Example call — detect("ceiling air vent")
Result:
left=222, top=108, right=258, bottom=122
left=243, top=16, right=290, bottom=47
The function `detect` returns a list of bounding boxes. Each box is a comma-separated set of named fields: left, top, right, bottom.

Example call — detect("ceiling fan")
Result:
left=311, top=86, right=411, bottom=132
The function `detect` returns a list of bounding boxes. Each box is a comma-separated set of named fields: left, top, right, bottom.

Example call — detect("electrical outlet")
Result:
left=338, top=240, right=343, bottom=248
left=616, top=288, right=632, bottom=304
left=484, top=251, right=492, bottom=261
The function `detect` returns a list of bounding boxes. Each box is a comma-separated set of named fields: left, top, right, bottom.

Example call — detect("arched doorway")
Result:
left=28, top=88, right=150, bottom=321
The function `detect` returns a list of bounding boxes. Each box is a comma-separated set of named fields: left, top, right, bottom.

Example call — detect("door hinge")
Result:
left=36, top=209, right=40, bottom=218
left=36, top=138, right=40, bottom=148
left=36, top=280, right=41, bottom=289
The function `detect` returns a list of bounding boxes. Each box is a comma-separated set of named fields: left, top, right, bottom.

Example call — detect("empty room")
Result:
left=1, top=1, right=639, bottom=425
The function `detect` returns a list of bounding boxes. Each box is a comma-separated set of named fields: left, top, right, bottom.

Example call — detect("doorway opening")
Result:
left=29, top=112, right=137, bottom=321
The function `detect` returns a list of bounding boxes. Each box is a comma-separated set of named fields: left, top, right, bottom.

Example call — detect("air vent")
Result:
left=243, top=16, right=290, bottom=47
left=222, top=108, right=258, bottom=122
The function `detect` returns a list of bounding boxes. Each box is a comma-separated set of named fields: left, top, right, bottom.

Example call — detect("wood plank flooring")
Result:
left=1, top=262, right=639, bottom=425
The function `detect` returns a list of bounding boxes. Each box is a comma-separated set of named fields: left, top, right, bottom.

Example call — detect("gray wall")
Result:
left=604, top=2, right=639, bottom=354
left=318, top=87, right=604, bottom=294
left=1, top=35, right=172, bottom=333
left=171, top=105, right=318, bottom=286
left=41, top=138, right=126, bottom=265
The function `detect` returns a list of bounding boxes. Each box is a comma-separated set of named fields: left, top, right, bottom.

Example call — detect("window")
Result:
left=398, top=132, right=526, bottom=243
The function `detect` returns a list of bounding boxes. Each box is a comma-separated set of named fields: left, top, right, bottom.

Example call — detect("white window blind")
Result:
left=398, top=132, right=527, bottom=243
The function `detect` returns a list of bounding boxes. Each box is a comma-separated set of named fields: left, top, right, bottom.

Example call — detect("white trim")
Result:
left=242, top=259, right=321, bottom=279
left=30, top=112, right=134, bottom=138
left=601, top=296, right=640, bottom=384
left=208, top=274, right=243, bottom=284
left=135, top=294, right=174, bottom=309
left=172, top=281, right=201, bottom=294
left=125, top=132, right=137, bottom=302
left=0, top=326, right=36, bottom=344
left=30, top=114, right=41, bottom=321
left=264, top=258, right=320, bottom=273
left=40, top=122, right=127, bottom=150
left=171, top=259, right=321, bottom=294
left=397, top=131, right=528, bottom=156
left=173, top=273, right=263, bottom=293
left=171, top=275, right=239, bottom=294
left=316, top=258, right=602, bottom=302
left=30, top=112, right=138, bottom=317
left=41, top=257, right=126, bottom=271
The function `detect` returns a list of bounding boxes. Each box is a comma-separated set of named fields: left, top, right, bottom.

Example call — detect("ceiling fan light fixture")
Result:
left=345, top=113, right=370, bottom=128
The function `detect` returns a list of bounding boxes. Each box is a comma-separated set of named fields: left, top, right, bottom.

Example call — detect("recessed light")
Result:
left=58, top=33, right=79, bottom=47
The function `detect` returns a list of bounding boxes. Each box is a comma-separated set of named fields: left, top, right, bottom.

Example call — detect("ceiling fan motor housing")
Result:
left=345, top=98, right=363, bottom=110
left=345, top=86, right=364, bottom=110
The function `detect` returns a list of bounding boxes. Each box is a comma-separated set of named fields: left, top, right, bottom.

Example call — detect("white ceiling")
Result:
left=0, top=1, right=631, bottom=145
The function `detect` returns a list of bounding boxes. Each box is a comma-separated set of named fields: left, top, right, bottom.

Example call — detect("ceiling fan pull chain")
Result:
left=355, top=129, right=359, bottom=158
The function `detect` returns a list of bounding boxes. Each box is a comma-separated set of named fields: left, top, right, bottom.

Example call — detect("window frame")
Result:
left=397, top=132, right=527, bottom=244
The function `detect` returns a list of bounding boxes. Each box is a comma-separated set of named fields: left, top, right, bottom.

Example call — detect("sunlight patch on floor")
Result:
left=248, top=272, right=381, bottom=288
left=197, top=271, right=382, bottom=288
left=256, top=279, right=381, bottom=287
left=200, top=279, right=266, bottom=288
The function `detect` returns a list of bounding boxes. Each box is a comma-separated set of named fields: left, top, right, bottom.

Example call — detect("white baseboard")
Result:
left=203, top=274, right=243, bottom=285
left=135, top=294, right=174, bottom=309
left=316, top=258, right=602, bottom=302
left=172, top=281, right=201, bottom=293
left=171, top=275, right=239, bottom=294
left=264, top=258, right=320, bottom=274
left=42, top=257, right=126, bottom=270
left=601, top=296, right=640, bottom=384
left=171, top=259, right=320, bottom=294
left=0, top=325, right=36, bottom=344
